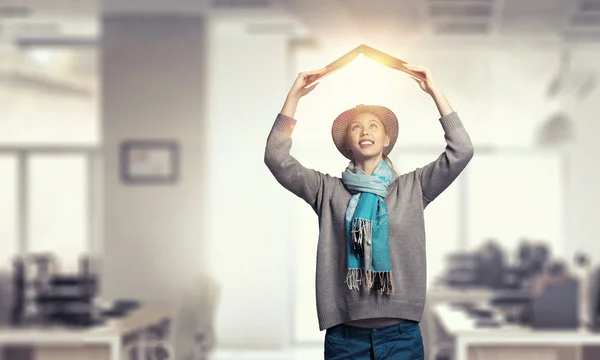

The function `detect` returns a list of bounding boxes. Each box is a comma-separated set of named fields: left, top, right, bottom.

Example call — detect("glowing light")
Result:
left=326, top=54, right=398, bottom=106
left=346, top=54, right=392, bottom=80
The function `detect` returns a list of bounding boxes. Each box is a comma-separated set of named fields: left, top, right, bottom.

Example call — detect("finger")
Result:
left=301, top=74, right=316, bottom=83
left=301, top=69, right=325, bottom=77
left=302, top=77, right=319, bottom=87
left=405, top=65, right=429, bottom=73
left=305, top=68, right=326, bottom=75
left=305, top=82, right=319, bottom=91
left=298, top=71, right=309, bottom=79
left=407, top=67, right=429, bottom=80
left=299, top=82, right=318, bottom=95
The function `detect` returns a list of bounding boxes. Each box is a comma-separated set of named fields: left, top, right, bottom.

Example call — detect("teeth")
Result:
left=360, top=140, right=373, bottom=145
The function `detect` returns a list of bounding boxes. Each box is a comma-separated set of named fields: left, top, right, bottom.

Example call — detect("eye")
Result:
left=351, top=124, right=360, bottom=131
left=370, top=123, right=377, bottom=129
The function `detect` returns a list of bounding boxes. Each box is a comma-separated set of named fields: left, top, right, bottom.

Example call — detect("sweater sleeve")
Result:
left=416, top=111, right=474, bottom=207
left=264, top=113, right=325, bottom=208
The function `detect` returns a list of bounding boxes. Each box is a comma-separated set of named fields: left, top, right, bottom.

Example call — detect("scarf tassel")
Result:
left=345, top=269, right=395, bottom=295
left=368, top=270, right=395, bottom=295
left=351, top=218, right=371, bottom=255
left=345, top=268, right=363, bottom=291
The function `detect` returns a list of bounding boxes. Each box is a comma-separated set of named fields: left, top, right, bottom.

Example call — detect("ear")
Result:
left=384, top=135, right=390, bottom=147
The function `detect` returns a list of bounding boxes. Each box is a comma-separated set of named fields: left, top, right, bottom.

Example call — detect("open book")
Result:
left=304, top=44, right=426, bottom=87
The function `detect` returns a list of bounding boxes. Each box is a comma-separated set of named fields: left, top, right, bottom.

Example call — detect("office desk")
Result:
left=427, top=286, right=494, bottom=304
left=434, top=304, right=600, bottom=360
left=0, top=304, right=172, bottom=360
left=423, top=286, right=494, bottom=360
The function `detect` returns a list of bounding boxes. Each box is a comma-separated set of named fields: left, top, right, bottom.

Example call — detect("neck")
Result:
left=354, top=156, right=383, bottom=175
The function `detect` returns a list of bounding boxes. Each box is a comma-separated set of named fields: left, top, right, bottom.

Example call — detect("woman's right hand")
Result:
left=287, top=68, right=326, bottom=100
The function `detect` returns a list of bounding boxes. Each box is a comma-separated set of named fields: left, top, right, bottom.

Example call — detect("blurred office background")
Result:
left=1, top=0, right=600, bottom=359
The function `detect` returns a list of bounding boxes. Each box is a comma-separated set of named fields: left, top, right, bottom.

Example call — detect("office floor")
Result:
left=213, top=347, right=323, bottom=360
left=213, top=347, right=600, bottom=360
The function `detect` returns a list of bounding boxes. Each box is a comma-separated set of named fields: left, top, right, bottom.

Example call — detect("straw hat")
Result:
left=331, top=104, right=399, bottom=160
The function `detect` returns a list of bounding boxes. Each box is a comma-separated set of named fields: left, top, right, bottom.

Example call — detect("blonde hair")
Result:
left=383, top=155, right=400, bottom=180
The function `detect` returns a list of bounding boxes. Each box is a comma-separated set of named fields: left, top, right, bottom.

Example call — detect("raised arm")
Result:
left=264, top=69, right=328, bottom=208
left=404, top=64, right=474, bottom=206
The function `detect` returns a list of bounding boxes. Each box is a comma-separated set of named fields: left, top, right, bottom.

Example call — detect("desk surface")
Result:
left=428, top=285, right=494, bottom=302
left=435, top=304, right=600, bottom=345
left=0, top=304, right=172, bottom=345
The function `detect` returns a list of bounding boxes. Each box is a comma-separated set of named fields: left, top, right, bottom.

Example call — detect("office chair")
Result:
left=122, top=319, right=174, bottom=360
left=430, top=346, right=453, bottom=360
left=123, top=339, right=174, bottom=360
left=171, top=274, right=221, bottom=360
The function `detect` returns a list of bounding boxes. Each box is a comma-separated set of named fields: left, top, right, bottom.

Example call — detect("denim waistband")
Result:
left=326, top=320, right=419, bottom=339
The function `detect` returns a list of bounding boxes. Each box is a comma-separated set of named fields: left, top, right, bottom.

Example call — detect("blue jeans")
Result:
left=324, top=321, right=424, bottom=360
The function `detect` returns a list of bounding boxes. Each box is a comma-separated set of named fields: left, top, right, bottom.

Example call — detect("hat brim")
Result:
left=331, top=104, right=399, bottom=160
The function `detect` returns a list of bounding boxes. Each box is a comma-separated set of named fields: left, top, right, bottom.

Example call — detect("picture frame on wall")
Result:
left=120, top=140, right=179, bottom=184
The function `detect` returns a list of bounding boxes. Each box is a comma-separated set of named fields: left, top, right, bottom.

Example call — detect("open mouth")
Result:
left=359, top=140, right=374, bottom=148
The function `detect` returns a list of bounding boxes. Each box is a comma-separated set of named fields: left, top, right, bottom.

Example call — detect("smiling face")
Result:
left=345, top=112, right=391, bottom=162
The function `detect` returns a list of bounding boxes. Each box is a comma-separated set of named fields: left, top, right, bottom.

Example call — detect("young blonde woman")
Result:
left=264, top=65, right=474, bottom=359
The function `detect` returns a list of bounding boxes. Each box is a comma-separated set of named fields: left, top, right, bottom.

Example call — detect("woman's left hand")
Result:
left=403, top=64, right=439, bottom=96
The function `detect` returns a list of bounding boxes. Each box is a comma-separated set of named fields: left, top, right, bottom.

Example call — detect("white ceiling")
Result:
left=284, top=0, right=600, bottom=42
left=0, top=0, right=96, bottom=16
left=0, top=0, right=599, bottom=43
left=0, top=0, right=97, bottom=42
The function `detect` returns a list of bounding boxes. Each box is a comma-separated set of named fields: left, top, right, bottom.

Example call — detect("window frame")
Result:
left=0, top=146, right=102, bottom=270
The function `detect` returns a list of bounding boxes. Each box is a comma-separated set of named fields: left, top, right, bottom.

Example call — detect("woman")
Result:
left=264, top=64, right=474, bottom=359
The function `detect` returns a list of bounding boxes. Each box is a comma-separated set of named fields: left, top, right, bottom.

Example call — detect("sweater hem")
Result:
left=317, top=300, right=426, bottom=331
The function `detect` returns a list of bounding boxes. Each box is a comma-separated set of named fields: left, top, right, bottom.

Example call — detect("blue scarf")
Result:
left=342, top=160, right=395, bottom=295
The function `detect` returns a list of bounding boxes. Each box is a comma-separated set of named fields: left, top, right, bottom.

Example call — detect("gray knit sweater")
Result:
left=264, top=111, right=474, bottom=331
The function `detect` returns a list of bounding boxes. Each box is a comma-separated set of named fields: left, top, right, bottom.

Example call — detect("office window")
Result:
left=0, top=155, right=18, bottom=271
left=0, top=44, right=98, bottom=273
left=27, top=154, right=89, bottom=272
left=0, top=47, right=98, bottom=145
left=465, top=152, right=564, bottom=256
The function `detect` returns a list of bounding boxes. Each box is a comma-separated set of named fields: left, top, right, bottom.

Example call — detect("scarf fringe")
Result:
left=346, top=269, right=395, bottom=295
left=351, top=218, right=372, bottom=255
left=345, top=268, right=364, bottom=291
